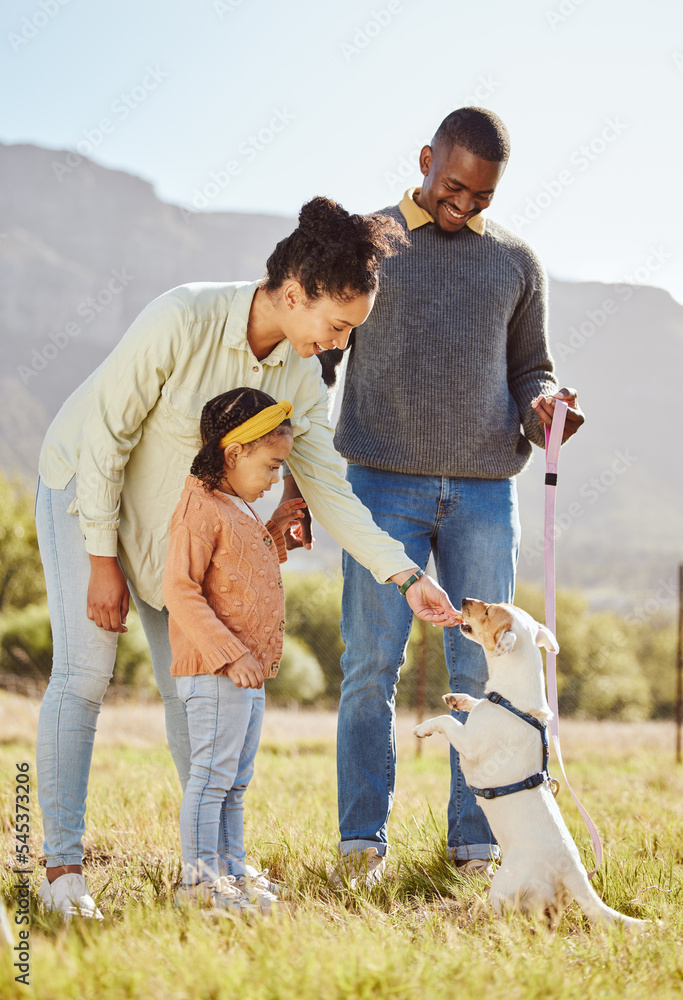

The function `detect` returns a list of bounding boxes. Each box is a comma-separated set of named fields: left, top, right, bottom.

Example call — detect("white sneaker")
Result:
left=38, top=873, right=103, bottom=920
left=331, top=847, right=386, bottom=889
left=455, top=858, right=495, bottom=882
left=243, top=865, right=284, bottom=897
left=234, top=869, right=285, bottom=914
left=174, top=876, right=250, bottom=914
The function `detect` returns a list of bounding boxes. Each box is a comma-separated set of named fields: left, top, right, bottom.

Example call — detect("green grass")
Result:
left=2, top=725, right=683, bottom=999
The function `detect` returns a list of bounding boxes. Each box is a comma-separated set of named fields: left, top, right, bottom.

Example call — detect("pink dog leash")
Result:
left=544, top=400, right=603, bottom=877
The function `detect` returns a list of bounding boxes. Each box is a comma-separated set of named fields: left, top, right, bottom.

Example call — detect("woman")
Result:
left=35, top=196, right=460, bottom=918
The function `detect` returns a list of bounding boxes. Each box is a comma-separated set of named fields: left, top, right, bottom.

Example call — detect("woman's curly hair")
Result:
left=263, top=195, right=409, bottom=302
left=190, top=388, right=292, bottom=493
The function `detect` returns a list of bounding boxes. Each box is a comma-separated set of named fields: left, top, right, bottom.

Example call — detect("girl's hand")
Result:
left=271, top=497, right=308, bottom=536
left=87, top=555, right=130, bottom=632
left=279, top=475, right=314, bottom=550
left=225, top=652, right=264, bottom=689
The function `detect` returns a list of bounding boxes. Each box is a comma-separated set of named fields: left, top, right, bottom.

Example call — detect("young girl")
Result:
left=163, top=387, right=306, bottom=914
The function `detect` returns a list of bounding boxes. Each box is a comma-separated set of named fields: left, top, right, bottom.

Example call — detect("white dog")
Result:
left=414, top=598, right=645, bottom=928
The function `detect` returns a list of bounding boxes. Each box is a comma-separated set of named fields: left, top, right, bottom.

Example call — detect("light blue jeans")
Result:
left=35, top=476, right=191, bottom=866
left=337, top=465, right=520, bottom=862
left=176, top=674, right=265, bottom=884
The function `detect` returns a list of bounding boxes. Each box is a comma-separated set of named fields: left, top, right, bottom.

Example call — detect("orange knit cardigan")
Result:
left=163, top=476, right=288, bottom=679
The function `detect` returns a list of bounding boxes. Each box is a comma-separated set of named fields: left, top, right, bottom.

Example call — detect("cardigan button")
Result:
left=277, top=579, right=283, bottom=588
left=279, top=620, right=285, bottom=631
left=264, top=536, right=272, bottom=546
left=271, top=662, right=279, bottom=672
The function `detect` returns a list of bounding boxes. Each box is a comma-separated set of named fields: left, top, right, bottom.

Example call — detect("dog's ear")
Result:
left=493, top=627, right=517, bottom=656
left=535, top=623, right=559, bottom=653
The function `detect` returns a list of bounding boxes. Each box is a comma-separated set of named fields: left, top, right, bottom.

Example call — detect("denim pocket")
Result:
left=175, top=675, right=195, bottom=704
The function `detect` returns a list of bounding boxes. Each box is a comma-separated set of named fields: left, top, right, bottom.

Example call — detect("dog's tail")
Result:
left=562, top=867, right=648, bottom=929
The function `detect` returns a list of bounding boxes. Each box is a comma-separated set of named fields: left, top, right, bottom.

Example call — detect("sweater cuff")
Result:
left=265, top=520, right=288, bottom=564
left=202, top=633, right=250, bottom=673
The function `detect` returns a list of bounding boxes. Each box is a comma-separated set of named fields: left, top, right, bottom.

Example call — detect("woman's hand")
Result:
left=87, top=555, right=130, bottom=632
left=225, top=652, right=264, bottom=689
left=390, top=569, right=462, bottom=626
left=270, top=497, right=308, bottom=536
left=531, top=388, right=585, bottom=443
left=279, top=474, right=314, bottom=550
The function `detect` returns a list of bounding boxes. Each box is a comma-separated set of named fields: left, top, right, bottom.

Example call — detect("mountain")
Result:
left=1, top=141, right=681, bottom=608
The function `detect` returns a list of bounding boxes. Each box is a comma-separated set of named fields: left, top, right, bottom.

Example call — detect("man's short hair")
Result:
left=433, top=107, right=510, bottom=162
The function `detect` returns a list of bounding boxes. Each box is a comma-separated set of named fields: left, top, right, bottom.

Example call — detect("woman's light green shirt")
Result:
left=39, top=281, right=413, bottom=609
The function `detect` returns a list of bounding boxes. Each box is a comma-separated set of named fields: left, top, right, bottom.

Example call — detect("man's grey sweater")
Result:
left=333, top=206, right=558, bottom=479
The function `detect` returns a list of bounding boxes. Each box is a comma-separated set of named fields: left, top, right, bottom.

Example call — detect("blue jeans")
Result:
left=176, top=674, right=265, bottom=884
left=337, top=465, right=520, bottom=862
left=35, top=476, right=191, bottom=866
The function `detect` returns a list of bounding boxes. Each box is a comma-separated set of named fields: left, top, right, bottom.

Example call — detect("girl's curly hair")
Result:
left=263, top=195, right=409, bottom=302
left=190, top=388, right=292, bottom=493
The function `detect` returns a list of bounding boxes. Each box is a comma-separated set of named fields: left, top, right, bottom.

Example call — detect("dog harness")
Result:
left=469, top=692, right=559, bottom=801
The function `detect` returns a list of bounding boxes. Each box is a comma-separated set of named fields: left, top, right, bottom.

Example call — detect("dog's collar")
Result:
left=469, top=691, right=559, bottom=801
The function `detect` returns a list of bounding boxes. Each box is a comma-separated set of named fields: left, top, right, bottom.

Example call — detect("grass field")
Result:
left=1, top=693, right=683, bottom=999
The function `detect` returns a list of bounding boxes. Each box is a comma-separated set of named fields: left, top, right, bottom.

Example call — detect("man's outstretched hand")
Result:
left=532, top=387, right=585, bottom=442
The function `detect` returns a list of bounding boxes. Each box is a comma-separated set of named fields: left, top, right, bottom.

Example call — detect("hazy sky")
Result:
left=3, top=0, right=682, bottom=303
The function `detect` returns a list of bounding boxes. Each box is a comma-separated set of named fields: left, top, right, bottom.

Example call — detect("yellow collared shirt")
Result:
left=39, top=281, right=414, bottom=608
left=398, top=187, right=486, bottom=234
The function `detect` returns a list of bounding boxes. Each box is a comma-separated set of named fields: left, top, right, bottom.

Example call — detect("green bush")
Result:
left=0, top=603, right=52, bottom=680
left=268, top=635, right=325, bottom=705
left=282, top=571, right=344, bottom=701
left=0, top=475, right=45, bottom=613
left=0, top=600, right=155, bottom=694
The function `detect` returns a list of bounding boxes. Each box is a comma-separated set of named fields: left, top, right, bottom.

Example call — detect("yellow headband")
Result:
left=219, top=400, right=293, bottom=449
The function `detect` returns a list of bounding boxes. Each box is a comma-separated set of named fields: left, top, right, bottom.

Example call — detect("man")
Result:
left=283, top=107, right=584, bottom=884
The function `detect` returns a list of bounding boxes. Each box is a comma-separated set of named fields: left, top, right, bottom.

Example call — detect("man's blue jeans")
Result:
left=337, top=465, right=520, bottom=862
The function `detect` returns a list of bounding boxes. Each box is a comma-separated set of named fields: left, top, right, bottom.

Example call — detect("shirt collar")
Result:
left=222, top=280, right=291, bottom=367
left=398, top=187, right=486, bottom=235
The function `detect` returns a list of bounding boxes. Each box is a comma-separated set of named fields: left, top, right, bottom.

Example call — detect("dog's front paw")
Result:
left=443, top=692, right=477, bottom=713
left=413, top=721, right=435, bottom=739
